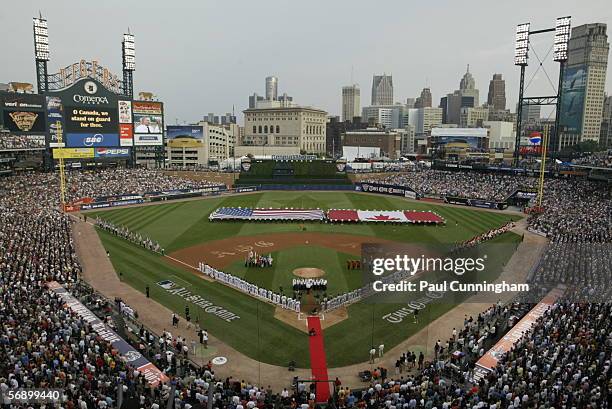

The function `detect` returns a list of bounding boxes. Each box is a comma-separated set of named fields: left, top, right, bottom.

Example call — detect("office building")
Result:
left=417, top=107, right=443, bottom=136
left=487, top=74, right=506, bottom=110
left=397, top=125, right=416, bottom=154
left=519, top=104, right=541, bottom=122
left=459, top=65, right=479, bottom=106
left=371, top=74, right=393, bottom=105
left=265, top=76, right=278, bottom=100
left=440, top=67, right=478, bottom=126
left=326, top=116, right=366, bottom=157
left=460, top=106, right=489, bottom=127
left=560, top=23, right=609, bottom=145
left=405, top=98, right=416, bottom=108
left=414, top=87, right=432, bottom=108
left=342, top=84, right=361, bottom=122
left=249, top=77, right=293, bottom=109
left=238, top=106, right=327, bottom=156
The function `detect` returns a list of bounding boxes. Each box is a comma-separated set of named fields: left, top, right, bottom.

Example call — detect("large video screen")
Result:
left=63, top=106, right=119, bottom=147
left=2, top=110, right=46, bottom=133
left=132, top=101, right=163, bottom=146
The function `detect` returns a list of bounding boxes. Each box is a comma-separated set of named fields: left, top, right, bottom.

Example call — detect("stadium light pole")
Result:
left=122, top=31, right=136, bottom=167
left=122, top=31, right=135, bottom=98
left=33, top=14, right=50, bottom=94
left=513, top=23, right=530, bottom=167
left=552, top=16, right=571, bottom=154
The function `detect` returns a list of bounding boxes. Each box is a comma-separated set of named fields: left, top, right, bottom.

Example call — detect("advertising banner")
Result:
left=46, top=281, right=168, bottom=387
left=559, top=65, right=586, bottom=135
left=133, top=133, right=163, bottom=146
left=66, top=133, right=120, bottom=148
left=52, top=148, right=95, bottom=159
left=119, top=124, right=134, bottom=146
left=356, top=182, right=420, bottom=199
left=166, top=125, right=204, bottom=148
left=94, top=147, right=130, bottom=158
left=46, top=96, right=66, bottom=148
left=118, top=100, right=132, bottom=124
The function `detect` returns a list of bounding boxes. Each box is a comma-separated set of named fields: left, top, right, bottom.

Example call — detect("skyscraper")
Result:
left=459, top=65, right=479, bottom=106
left=440, top=66, right=479, bottom=124
left=487, top=74, right=506, bottom=110
left=371, top=74, right=393, bottom=105
left=414, top=88, right=432, bottom=108
left=265, top=76, right=278, bottom=101
left=560, top=23, right=609, bottom=144
left=342, top=84, right=361, bottom=122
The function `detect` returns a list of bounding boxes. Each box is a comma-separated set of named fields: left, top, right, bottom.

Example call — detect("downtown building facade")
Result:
left=487, top=74, right=506, bottom=111
left=371, top=74, right=393, bottom=105
left=238, top=106, right=327, bottom=156
left=342, top=84, right=361, bottom=122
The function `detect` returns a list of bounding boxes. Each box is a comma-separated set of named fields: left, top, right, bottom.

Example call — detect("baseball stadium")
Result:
left=1, top=5, right=611, bottom=409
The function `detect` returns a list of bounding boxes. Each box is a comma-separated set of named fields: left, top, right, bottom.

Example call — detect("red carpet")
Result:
left=307, top=316, right=330, bottom=402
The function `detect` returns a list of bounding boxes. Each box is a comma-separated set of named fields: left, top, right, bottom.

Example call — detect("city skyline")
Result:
left=1, top=0, right=611, bottom=123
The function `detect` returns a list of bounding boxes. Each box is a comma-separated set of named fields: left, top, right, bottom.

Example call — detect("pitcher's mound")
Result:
left=293, top=268, right=325, bottom=278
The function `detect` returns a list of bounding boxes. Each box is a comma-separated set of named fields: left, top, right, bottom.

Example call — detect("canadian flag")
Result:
left=357, top=210, right=409, bottom=222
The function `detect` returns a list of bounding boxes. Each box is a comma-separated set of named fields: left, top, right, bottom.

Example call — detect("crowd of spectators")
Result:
left=369, top=169, right=611, bottom=243
left=370, top=169, right=537, bottom=202
left=527, top=178, right=611, bottom=243
left=0, top=169, right=225, bottom=408
left=65, top=168, right=221, bottom=202
left=570, top=151, right=612, bottom=168
left=528, top=241, right=611, bottom=303
left=1, top=167, right=610, bottom=408
left=0, top=134, right=46, bottom=150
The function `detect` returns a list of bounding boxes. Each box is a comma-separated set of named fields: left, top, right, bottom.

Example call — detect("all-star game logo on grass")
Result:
left=156, top=280, right=240, bottom=322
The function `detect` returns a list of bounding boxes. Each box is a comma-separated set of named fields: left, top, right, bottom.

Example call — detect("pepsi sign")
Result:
left=529, top=132, right=542, bottom=145
left=95, top=147, right=130, bottom=158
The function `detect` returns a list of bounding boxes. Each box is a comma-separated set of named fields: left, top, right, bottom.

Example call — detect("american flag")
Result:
left=210, top=207, right=325, bottom=221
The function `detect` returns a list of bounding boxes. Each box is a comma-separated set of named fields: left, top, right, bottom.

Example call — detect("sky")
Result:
left=1, top=0, right=611, bottom=124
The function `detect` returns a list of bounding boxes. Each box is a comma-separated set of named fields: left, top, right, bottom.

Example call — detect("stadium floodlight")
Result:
left=33, top=17, right=49, bottom=61
left=553, top=16, right=571, bottom=62
left=514, top=23, right=530, bottom=66
left=122, top=33, right=135, bottom=71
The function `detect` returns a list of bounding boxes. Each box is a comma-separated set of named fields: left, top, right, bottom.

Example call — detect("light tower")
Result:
left=33, top=14, right=50, bottom=93
left=122, top=31, right=135, bottom=98
left=513, top=17, right=571, bottom=166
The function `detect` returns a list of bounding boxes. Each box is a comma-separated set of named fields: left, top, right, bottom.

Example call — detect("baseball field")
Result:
left=91, top=191, right=521, bottom=368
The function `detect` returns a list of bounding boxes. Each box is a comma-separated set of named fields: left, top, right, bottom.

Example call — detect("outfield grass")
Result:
left=92, top=191, right=522, bottom=368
